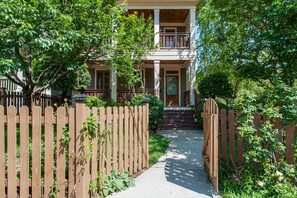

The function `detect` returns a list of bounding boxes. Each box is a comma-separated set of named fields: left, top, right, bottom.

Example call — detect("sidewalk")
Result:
left=109, top=130, right=218, bottom=198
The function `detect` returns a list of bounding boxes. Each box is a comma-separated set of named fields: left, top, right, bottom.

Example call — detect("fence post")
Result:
left=74, top=96, right=89, bottom=197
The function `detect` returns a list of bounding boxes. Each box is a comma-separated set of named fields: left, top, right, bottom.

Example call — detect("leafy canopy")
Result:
left=198, top=72, right=233, bottom=99
left=0, top=0, right=154, bottom=104
left=197, top=0, right=297, bottom=87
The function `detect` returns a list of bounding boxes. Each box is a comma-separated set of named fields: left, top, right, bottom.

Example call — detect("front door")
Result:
left=166, top=76, right=179, bottom=106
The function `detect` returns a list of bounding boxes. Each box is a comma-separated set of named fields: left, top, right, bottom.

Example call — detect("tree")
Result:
left=198, top=72, right=233, bottom=99
left=197, top=0, right=297, bottom=87
left=0, top=0, right=154, bottom=106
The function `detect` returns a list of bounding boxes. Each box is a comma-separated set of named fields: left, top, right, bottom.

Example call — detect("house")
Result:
left=82, top=0, right=197, bottom=107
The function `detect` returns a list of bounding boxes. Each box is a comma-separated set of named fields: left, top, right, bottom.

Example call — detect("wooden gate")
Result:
left=201, top=99, right=219, bottom=192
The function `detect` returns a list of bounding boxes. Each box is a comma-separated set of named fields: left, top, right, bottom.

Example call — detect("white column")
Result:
left=111, top=67, right=117, bottom=102
left=154, top=60, right=160, bottom=98
left=190, top=60, right=197, bottom=105
left=16, top=69, right=23, bottom=91
left=154, top=9, right=160, bottom=48
left=190, top=8, right=196, bottom=51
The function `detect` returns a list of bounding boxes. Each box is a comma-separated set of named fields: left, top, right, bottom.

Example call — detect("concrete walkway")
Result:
left=109, top=130, right=217, bottom=198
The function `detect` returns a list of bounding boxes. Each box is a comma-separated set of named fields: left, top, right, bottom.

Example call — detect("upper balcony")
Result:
left=128, top=8, right=196, bottom=60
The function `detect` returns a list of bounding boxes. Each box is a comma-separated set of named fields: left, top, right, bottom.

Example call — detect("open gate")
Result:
left=201, top=99, right=219, bottom=192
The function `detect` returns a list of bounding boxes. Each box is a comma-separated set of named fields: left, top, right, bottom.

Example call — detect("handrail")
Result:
left=160, top=32, right=190, bottom=49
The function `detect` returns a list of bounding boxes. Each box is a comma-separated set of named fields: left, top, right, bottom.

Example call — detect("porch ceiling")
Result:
left=128, top=9, right=189, bottom=23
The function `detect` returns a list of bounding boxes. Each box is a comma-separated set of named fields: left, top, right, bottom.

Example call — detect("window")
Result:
left=96, top=71, right=110, bottom=90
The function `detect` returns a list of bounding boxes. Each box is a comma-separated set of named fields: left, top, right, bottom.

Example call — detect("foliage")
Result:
left=108, top=12, right=156, bottom=89
left=198, top=72, right=233, bottom=99
left=51, top=63, right=91, bottom=92
left=86, top=96, right=106, bottom=108
left=105, top=99, right=120, bottom=107
left=60, top=125, right=70, bottom=145
left=219, top=160, right=297, bottom=198
left=231, top=78, right=297, bottom=197
left=149, top=132, right=170, bottom=166
left=0, top=0, right=154, bottom=106
left=197, top=0, right=297, bottom=87
left=49, top=182, right=60, bottom=198
left=99, top=170, right=134, bottom=197
left=194, top=99, right=229, bottom=128
left=81, top=113, right=98, bottom=161
left=130, top=94, right=164, bottom=131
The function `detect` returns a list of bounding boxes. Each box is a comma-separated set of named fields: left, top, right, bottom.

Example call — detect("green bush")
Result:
left=86, top=96, right=106, bottom=108
left=194, top=99, right=230, bottom=128
left=198, top=72, right=233, bottom=99
left=131, top=94, right=164, bottom=130
left=228, top=78, right=297, bottom=197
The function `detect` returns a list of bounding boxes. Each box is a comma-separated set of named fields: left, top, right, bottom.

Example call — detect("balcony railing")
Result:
left=77, top=89, right=111, bottom=100
left=160, top=32, right=190, bottom=49
left=78, top=88, right=154, bottom=103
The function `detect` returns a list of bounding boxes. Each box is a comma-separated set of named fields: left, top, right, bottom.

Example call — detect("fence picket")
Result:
left=220, top=109, right=227, bottom=160
left=129, top=107, right=134, bottom=175
left=32, top=106, right=42, bottom=198
left=124, top=107, right=129, bottom=171
left=68, top=108, right=75, bottom=198
left=7, top=106, right=17, bottom=197
left=112, top=107, right=118, bottom=171
left=138, top=106, right=142, bottom=170
left=286, top=125, right=295, bottom=165
left=144, top=104, right=149, bottom=168
left=118, top=107, right=124, bottom=173
left=0, top=106, right=4, bottom=196
left=20, top=106, right=29, bottom=197
left=133, top=107, right=138, bottom=173
left=228, top=110, right=236, bottom=165
left=99, top=107, right=106, bottom=175
left=56, top=107, right=66, bottom=197
left=91, top=107, right=98, bottom=182
left=106, top=107, right=112, bottom=174
left=44, top=107, right=54, bottom=197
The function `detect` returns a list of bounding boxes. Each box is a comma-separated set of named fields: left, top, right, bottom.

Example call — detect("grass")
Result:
left=148, top=132, right=170, bottom=166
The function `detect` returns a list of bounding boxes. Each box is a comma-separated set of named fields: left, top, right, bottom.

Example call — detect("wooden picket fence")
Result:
left=0, top=103, right=149, bottom=198
left=218, top=109, right=296, bottom=167
left=0, top=89, right=62, bottom=114
left=202, top=99, right=296, bottom=192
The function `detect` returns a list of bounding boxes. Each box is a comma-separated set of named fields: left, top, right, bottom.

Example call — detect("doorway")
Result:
left=166, top=74, right=179, bottom=106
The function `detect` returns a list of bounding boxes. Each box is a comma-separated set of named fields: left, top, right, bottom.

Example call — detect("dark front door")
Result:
left=166, top=76, right=179, bottom=106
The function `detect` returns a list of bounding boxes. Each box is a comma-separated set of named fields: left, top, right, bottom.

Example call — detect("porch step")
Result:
left=158, top=110, right=199, bottom=130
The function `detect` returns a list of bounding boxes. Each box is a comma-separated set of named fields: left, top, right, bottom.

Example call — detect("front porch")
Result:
left=82, top=60, right=196, bottom=107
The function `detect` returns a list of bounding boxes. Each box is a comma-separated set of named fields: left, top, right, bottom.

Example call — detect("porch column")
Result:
left=190, top=8, right=196, bottom=51
left=190, top=60, right=197, bottom=105
left=111, top=67, right=117, bottom=102
left=154, top=60, right=160, bottom=98
left=154, top=9, right=160, bottom=48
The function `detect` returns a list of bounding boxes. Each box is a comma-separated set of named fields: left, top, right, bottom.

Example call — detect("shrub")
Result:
left=131, top=94, right=164, bottom=131
left=194, top=99, right=229, bottom=128
left=86, top=96, right=106, bottom=108
left=105, top=99, right=120, bottom=107
left=198, top=72, right=233, bottom=99
left=229, top=78, right=297, bottom=197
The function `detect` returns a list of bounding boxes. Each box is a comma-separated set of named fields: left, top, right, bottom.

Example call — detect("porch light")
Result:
left=72, top=93, right=87, bottom=103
